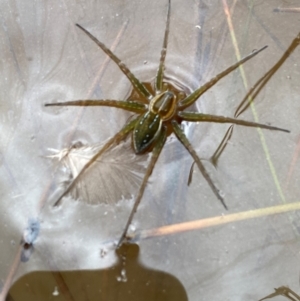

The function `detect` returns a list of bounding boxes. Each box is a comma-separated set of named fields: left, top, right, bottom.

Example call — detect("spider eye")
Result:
left=133, top=112, right=162, bottom=154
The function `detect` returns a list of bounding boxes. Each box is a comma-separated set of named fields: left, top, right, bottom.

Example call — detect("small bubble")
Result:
left=129, top=224, right=136, bottom=232
left=120, top=268, right=127, bottom=282
left=126, top=224, right=136, bottom=240
left=116, top=269, right=127, bottom=282
left=52, top=286, right=59, bottom=296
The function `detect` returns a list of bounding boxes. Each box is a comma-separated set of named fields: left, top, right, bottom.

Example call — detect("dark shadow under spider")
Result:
left=46, top=0, right=289, bottom=247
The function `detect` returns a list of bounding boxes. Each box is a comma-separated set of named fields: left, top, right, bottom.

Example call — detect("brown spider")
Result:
left=46, top=0, right=289, bottom=247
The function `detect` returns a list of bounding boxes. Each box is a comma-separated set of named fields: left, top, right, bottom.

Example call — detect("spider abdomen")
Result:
left=133, top=111, right=162, bottom=154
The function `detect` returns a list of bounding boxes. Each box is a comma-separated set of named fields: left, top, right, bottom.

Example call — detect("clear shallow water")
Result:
left=1, top=1, right=300, bottom=300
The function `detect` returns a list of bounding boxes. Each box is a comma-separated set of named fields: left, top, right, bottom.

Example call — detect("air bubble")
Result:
left=52, top=286, right=59, bottom=296
left=116, top=268, right=127, bottom=282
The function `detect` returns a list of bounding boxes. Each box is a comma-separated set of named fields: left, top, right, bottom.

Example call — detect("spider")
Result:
left=46, top=0, right=289, bottom=247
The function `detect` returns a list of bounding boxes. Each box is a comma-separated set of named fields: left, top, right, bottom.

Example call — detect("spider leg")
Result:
left=178, top=46, right=268, bottom=109
left=259, top=287, right=300, bottom=301
left=235, top=67, right=274, bottom=118
left=179, top=112, right=290, bottom=133
left=52, top=118, right=138, bottom=206
left=117, top=127, right=167, bottom=247
left=210, top=125, right=234, bottom=167
left=258, top=289, right=284, bottom=301
left=155, top=0, right=171, bottom=93
left=188, top=126, right=234, bottom=185
left=187, top=161, right=197, bottom=186
left=171, top=120, right=227, bottom=209
left=283, top=287, right=300, bottom=301
left=76, top=24, right=153, bottom=100
left=45, top=99, right=147, bottom=114
left=235, top=32, right=300, bottom=118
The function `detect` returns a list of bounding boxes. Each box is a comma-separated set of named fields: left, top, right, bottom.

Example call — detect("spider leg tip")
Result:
left=279, top=128, right=290, bottom=133
left=53, top=198, right=63, bottom=207
left=220, top=199, right=228, bottom=210
left=44, top=103, right=60, bottom=107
